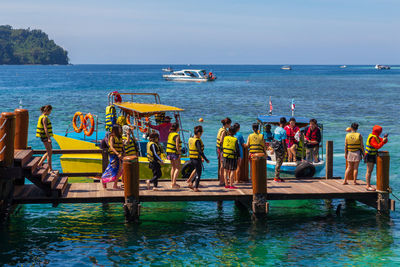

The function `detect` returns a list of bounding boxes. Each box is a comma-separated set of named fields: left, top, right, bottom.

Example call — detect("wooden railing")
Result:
left=32, top=149, right=108, bottom=177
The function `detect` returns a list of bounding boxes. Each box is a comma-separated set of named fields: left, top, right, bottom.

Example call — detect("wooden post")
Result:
left=376, top=151, right=391, bottom=213
left=122, top=156, right=140, bottom=222
left=251, top=154, right=268, bottom=215
left=0, top=112, right=16, bottom=167
left=325, top=140, right=333, bottom=179
left=14, top=109, right=29, bottom=150
left=237, top=145, right=249, bottom=183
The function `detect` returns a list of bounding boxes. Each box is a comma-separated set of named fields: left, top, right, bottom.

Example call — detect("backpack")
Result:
left=270, top=139, right=283, bottom=153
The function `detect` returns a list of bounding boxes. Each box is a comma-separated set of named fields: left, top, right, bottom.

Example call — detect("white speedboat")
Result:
left=375, top=64, right=390, bottom=70
left=281, top=65, right=292, bottom=70
left=163, top=69, right=216, bottom=82
left=340, top=65, right=347, bottom=68
left=162, top=67, right=173, bottom=72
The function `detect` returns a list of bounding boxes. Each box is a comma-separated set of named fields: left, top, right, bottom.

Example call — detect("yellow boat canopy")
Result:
left=114, top=102, right=184, bottom=116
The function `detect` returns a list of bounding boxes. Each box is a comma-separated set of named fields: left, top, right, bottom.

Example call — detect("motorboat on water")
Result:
left=162, top=69, right=216, bottom=82
left=340, top=65, right=347, bottom=68
left=54, top=92, right=193, bottom=181
left=281, top=65, right=292, bottom=70
left=256, top=115, right=325, bottom=176
left=375, top=64, right=390, bottom=70
left=162, top=67, right=173, bottom=72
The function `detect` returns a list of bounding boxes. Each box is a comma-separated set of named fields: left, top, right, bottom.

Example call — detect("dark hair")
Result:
left=111, top=124, right=122, bottom=139
left=310, top=118, right=317, bottom=124
left=228, top=126, right=236, bottom=136
left=149, top=132, right=159, bottom=141
left=194, top=125, right=203, bottom=135
left=40, top=105, right=52, bottom=113
left=221, top=117, right=232, bottom=126
left=351, top=122, right=359, bottom=130
left=289, top=117, right=296, bottom=122
left=265, top=124, right=271, bottom=129
left=233, top=122, right=240, bottom=131
left=280, top=117, right=287, bottom=125
left=170, top=122, right=179, bottom=132
left=252, top=123, right=259, bottom=132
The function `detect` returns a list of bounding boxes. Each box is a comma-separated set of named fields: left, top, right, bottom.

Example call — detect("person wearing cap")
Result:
left=149, top=114, right=178, bottom=148
left=364, top=125, right=388, bottom=191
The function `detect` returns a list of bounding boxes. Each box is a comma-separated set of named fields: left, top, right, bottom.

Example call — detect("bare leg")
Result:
left=230, top=170, right=235, bottom=187
left=343, top=163, right=351, bottom=185
left=37, top=152, right=48, bottom=169
left=353, top=161, right=360, bottom=184
left=223, top=169, right=229, bottom=187
left=235, top=158, right=241, bottom=183
left=365, top=162, right=375, bottom=189
left=219, top=158, right=225, bottom=185
left=187, top=169, right=196, bottom=187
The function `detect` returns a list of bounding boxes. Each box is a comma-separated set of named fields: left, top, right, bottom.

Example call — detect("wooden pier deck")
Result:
left=12, top=178, right=378, bottom=205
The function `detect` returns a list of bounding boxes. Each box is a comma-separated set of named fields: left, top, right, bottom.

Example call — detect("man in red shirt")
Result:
left=149, top=115, right=177, bottom=148
left=364, top=125, right=388, bottom=191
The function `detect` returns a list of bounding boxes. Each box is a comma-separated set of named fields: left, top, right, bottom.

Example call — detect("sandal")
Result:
left=366, top=186, right=376, bottom=191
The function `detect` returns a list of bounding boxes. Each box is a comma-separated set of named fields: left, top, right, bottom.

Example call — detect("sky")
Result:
left=1, top=0, right=399, bottom=64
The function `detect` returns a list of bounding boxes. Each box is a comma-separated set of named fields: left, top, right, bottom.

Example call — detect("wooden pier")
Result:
left=0, top=109, right=395, bottom=222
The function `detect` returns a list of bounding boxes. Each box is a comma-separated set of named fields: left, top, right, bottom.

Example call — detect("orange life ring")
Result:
left=138, top=117, right=149, bottom=133
left=72, top=112, right=84, bottom=133
left=83, top=113, right=95, bottom=136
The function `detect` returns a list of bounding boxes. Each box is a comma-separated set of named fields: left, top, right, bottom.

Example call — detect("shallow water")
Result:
left=0, top=65, right=399, bottom=266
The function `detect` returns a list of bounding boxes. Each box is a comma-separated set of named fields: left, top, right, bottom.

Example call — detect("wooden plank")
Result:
left=13, top=149, right=33, bottom=167
left=24, top=156, right=41, bottom=172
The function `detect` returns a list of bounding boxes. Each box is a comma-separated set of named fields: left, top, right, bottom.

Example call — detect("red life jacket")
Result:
left=305, top=126, right=319, bottom=142
left=285, top=126, right=299, bottom=145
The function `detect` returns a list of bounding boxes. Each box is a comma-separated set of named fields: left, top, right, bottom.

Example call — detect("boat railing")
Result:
left=108, top=92, right=161, bottom=106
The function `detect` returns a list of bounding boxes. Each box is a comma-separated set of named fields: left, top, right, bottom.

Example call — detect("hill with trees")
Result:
left=0, top=25, right=69, bottom=65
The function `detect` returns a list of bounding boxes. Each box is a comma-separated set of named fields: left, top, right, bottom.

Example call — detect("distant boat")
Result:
left=375, top=64, right=390, bottom=70
left=340, top=65, right=347, bottom=68
left=163, top=69, right=216, bottom=82
left=162, top=67, right=173, bottom=72
left=281, top=65, right=292, bottom=70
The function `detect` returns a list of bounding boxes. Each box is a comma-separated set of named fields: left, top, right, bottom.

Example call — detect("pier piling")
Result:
left=14, top=109, right=29, bottom=150
left=122, top=156, right=140, bottom=222
left=251, top=154, right=268, bottom=215
left=376, top=151, right=393, bottom=213
left=325, top=140, right=333, bottom=179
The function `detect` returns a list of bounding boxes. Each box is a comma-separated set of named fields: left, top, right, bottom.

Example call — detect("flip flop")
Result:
left=366, top=187, right=376, bottom=191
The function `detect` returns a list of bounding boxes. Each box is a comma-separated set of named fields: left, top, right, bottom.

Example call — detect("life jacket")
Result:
left=346, top=132, right=362, bottom=152
left=108, top=136, right=123, bottom=154
left=105, top=105, right=117, bottom=132
left=116, top=115, right=127, bottom=126
left=154, top=112, right=166, bottom=125
left=305, top=126, right=319, bottom=142
left=365, top=134, right=380, bottom=155
left=147, top=141, right=162, bottom=162
left=123, top=136, right=138, bottom=156
left=285, top=126, right=299, bottom=145
left=222, top=135, right=238, bottom=159
left=216, top=127, right=226, bottom=149
left=166, top=132, right=181, bottom=154
left=36, top=114, right=53, bottom=138
left=189, top=137, right=204, bottom=159
left=248, top=133, right=265, bottom=153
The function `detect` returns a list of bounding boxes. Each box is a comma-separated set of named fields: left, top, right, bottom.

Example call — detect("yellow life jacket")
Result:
left=147, top=141, right=162, bottom=162
left=216, top=127, right=226, bottom=148
left=123, top=136, right=137, bottom=156
left=116, top=115, right=127, bottom=126
left=222, top=135, right=238, bottom=159
left=166, top=132, right=181, bottom=154
left=36, top=114, right=53, bottom=138
left=105, top=105, right=116, bottom=131
left=346, top=132, right=362, bottom=152
left=189, top=137, right=204, bottom=159
left=248, top=133, right=265, bottom=153
left=108, top=136, right=123, bottom=154
left=365, top=134, right=380, bottom=155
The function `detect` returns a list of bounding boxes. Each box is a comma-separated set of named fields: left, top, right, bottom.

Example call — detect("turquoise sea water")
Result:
left=0, top=65, right=399, bottom=266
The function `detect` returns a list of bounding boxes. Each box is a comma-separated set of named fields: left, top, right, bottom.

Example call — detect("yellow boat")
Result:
left=55, top=92, right=192, bottom=181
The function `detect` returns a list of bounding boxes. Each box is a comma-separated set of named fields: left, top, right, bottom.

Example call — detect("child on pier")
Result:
left=187, top=125, right=209, bottom=192
left=222, top=126, right=240, bottom=189
left=146, top=132, right=164, bottom=190
left=102, top=125, right=123, bottom=189
left=36, top=105, right=54, bottom=172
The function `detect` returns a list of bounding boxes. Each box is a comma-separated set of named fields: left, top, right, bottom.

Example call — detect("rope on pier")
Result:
left=0, top=133, right=6, bottom=143
left=0, top=118, right=7, bottom=129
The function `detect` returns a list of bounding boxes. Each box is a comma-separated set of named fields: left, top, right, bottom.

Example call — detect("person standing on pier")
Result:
left=364, top=125, right=388, bottom=191
left=122, top=125, right=138, bottom=157
left=146, top=132, right=164, bottom=190
left=304, top=118, right=321, bottom=163
left=233, top=123, right=245, bottom=183
left=343, top=123, right=364, bottom=185
left=216, top=118, right=231, bottom=186
left=102, top=125, right=123, bottom=189
left=273, top=117, right=287, bottom=182
left=166, top=122, right=182, bottom=189
left=222, top=126, right=240, bottom=189
left=187, top=125, right=209, bottom=192
left=36, top=105, right=54, bottom=172
left=247, top=123, right=266, bottom=157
